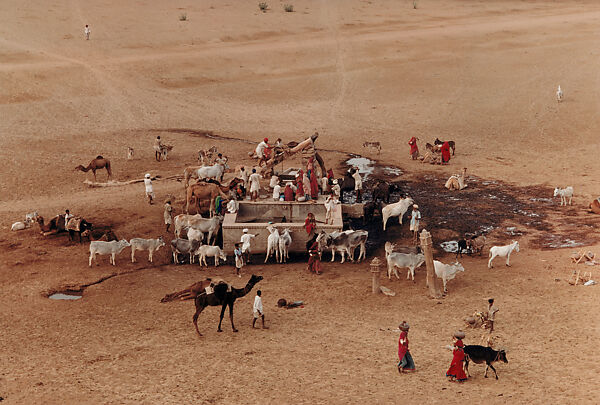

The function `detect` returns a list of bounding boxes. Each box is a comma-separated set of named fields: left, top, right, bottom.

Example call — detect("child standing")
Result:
left=144, top=173, right=155, bottom=205
left=487, top=298, right=499, bottom=333
left=234, top=243, right=243, bottom=278
left=164, top=200, right=173, bottom=232
left=409, top=204, right=421, bottom=243
left=252, top=290, right=268, bottom=329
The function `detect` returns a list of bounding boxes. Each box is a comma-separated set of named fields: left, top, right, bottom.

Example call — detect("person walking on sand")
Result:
left=446, top=331, right=468, bottom=382
left=240, top=228, right=256, bottom=264
left=84, top=24, right=91, bottom=40
left=144, top=173, right=155, bottom=205
left=164, top=200, right=173, bottom=232
left=234, top=243, right=243, bottom=278
left=397, top=321, right=416, bottom=373
left=409, top=204, right=421, bottom=243
left=252, top=290, right=268, bottom=329
left=249, top=168, right=261, bottom=201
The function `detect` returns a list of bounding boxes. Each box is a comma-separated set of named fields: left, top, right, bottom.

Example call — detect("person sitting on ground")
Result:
left=227, top=198, right=239, bottom=214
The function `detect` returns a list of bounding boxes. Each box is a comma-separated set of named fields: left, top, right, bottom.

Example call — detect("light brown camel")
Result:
left=36, top=215, right=67, bottom=236
left=445, top=168, right=467, bottom=190
left=160, top=279, right=213, bottom=302
left=75, top=156, right=112, bottom=181
left=185, top=183, right=229, bottom=215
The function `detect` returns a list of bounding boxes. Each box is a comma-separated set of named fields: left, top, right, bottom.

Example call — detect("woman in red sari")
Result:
left=307, top=236, right=322, bottom=275
left=295, top=170, right=306, bottom=201
left=304, top=212, right=316, bottom=235
left=408, top=137, right=419, bottom=160
left=397, top=321, right=416, bottom=373
left=446, top=331, right=468, bottom=382
left=441, top=141, right=451, bottom=164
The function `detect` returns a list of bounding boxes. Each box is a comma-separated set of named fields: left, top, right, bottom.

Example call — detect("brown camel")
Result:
left=75, top=156, right=112, bottom=182
left=192, top=274, right=263, bottom=336
left=161, top=279, right=213, bottom=303
left=36, top=215, right=67, bottom=236
left=185, top=183, right=229, bottom=215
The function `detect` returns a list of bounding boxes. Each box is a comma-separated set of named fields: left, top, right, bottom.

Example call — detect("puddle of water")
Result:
left=546, top=238, right=584, bottom=249
left=440, top=240, right=458, bottom=253
left=49, top=293, right=82, bottom=300
left=530, top=197, right=553, bottom=203
left=382, top=166, right=402, bottom=176
left=346, top=157, right=375, bottom=180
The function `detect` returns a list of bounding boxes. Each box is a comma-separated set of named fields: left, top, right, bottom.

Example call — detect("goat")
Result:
left=89, top=239, right=131, bottom=266
left=278, top=228, right=292, bottom=263
left=553, top=186, right=573, bottom=206
left=362, top=141, right=381, bottom=154
left=130, top=236, right=165, bottom=263
left=195, top=245, right=227, bottom=267
left=264, top=225, right=280, bottom=263
left=556, top=85, right=563, bottom=102
left=382, top=197, right=414, bottom=231
left=384, top=242, right=425, bottom=281
left=464, top=345, right=508, bottom=379
left=488, top=241, right=520, bottom=268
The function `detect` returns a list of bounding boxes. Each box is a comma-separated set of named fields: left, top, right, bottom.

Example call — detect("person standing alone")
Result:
left=252, top=290, right=268, bottom=329
left=84, top=25, right=91, bottom=40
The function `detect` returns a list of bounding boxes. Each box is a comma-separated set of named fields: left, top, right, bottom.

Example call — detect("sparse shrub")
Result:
left=284, top=4, right=294, bottom=12
left=179, top=13, right=187, bottom=21
left=259, top=2, right=268, bottom=12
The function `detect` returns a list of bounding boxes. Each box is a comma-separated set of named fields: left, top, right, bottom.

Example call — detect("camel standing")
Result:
left=192, top=274, right=263, bottom=336
left=185, top=183, right=229, bottom=215
left=75, top=156, right=112, bottom=182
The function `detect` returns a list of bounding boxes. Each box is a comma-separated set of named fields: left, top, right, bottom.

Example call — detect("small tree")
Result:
left=284, top=4, right=294, bottom=12
left=179, top=13, right=187, bottom=21
left=258, top=2, right=268, bottom=12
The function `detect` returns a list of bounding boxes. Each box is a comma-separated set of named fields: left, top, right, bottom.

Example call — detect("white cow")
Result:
left=278, top=228, right=292, bottom=263
left=89, top=239, right=131, bottom=266
left=189, top=216, right=222, bottom=245
left=195, top=245, right=227, bottom=267
left=553, top=186, right=573, bottom=206
left=382, top=197, right=414, bottom=231
left=384, top=242, right=425, bottom=280
left=264, top=225, right=280, bottom=263
left=488, top=241, right=520, bottom=268
left=174, top=214, right=203, bottom=237
left=130, top=236, right=165, bottom=263
left=197, top=162, right=226, bottom=182
left=432, top=260, right=465, bottom=293
left=11, top=220, right=31, bottom=231
left=186, top=227, right=205, bottom=244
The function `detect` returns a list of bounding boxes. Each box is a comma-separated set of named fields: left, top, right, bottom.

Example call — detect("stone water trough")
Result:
left=223, top=200, right=343, bottom=253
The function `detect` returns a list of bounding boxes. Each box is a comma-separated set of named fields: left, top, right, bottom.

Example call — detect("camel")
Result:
left=192, top=274, right=263, bottom=336
left=75, top=156, right=112, bottom=182
left=185, top=182, right=230, bottom=215
left=445, top=168, right=467, bottom=191
left=36, top=215, right=67, bottom=236
left=161, top=279, right=213, bottom=302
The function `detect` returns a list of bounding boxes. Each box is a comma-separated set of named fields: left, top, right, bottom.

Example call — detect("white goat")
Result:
left=556, top=85, right=563, bottom=102
left=264, top=225, right=280, bottom=263
left=553, top=186, right=573, bottom=206
left=382, top=197, right=414, bottom=231
left=195, top=245, right=227, bottom=267
left=130, top=237, right=165, bottom=263
left=488, top=241, right=520, bottom=268
left=89, top=239, right=131, bottom=266
left=278, top=228, right=292, bottom=263
left=432, top=260, right=465, bottom=293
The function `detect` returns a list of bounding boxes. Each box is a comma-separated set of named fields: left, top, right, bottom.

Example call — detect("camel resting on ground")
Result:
left=75, top=156, right=112, bottom=181
left=161, top=279, right=213, bottom=302
left=445, top=168, right=467, bottom=190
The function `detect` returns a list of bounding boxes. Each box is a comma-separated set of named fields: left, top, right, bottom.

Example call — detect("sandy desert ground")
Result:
left=1, top=0, right=600, bottom=403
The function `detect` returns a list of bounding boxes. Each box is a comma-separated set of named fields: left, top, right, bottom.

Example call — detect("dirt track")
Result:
left=1, top=1, right=600, bottom=403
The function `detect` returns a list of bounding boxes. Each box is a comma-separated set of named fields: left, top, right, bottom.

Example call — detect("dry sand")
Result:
left=1, top=0, right=599, bottom=403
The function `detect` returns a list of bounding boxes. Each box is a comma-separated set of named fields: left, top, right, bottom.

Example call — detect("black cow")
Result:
left=363, top=201, right=383, bottom=224
left=464, top=345, right=508, bottom=379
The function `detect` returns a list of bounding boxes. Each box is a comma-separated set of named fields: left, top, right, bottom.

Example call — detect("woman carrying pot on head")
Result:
left=397, top=321, right=416, bottom=373
left=446, top=331, right=468, bottom=382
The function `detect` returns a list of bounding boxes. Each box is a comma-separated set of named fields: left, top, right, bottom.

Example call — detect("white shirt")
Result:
left=255, top=141, right=268, bottom=158
left=64, top=213, right=73, bottom=227
left=273, top=184, right=281, bottom=200
left=253, top=295, right=263, bottom=314
left=332, top=184, right=341, bottom=197
left=240, top=169, right=249, bottom=187
left=352, top=171, right=362, bottom=190
left=84, top=26, right=91, bottom=35
left=249, top=173, right=261, bottom=192
left=144, top=178, right=153, bottom=192
left=227, top=199, right=238, bottom=213
left=240, top=233, right=255, bottom=252
left=321, top=177, right=329, bottom=192
left=270, top=176, right=279, bottom=189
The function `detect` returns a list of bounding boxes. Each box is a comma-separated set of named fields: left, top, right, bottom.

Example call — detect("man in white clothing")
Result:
left=227, top=199, right=239, bottom=214
left=352, top=168, right=363, bottom=203
left=255, top=138, right=269, bottom=159
left=144, top=173, right=154, bottom=204
left=252, top=290, right=268, bottom=329
left=331, top=179, right=341, bottom=198
left=249, top=168, right=261, bottom=201
left=84, top=25, right=91, bottom=40
left=240, top=228, right=256, bottom=264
